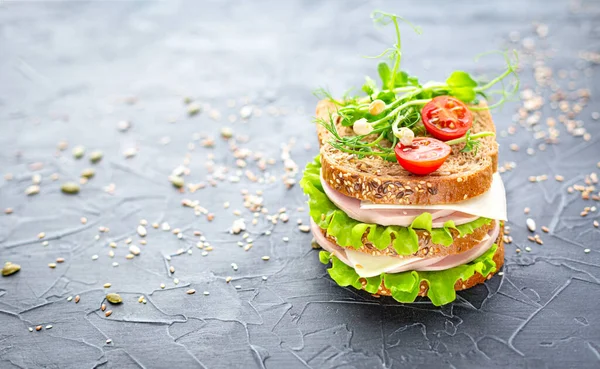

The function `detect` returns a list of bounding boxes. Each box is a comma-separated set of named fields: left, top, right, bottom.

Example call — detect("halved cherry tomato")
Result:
left=394, top=137, right=451, bottom=175
left=421, top=96, right=473, bottom=141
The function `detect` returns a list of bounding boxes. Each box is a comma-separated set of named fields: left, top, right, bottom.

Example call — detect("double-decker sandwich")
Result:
left=300, top=11, right=518, bottom=306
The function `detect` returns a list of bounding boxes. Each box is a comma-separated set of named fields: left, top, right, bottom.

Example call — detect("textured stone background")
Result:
left=1, top=0, right=600, bottom=368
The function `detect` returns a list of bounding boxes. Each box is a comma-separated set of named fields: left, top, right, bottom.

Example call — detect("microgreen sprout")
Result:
left=315, top=10, right=519, bottom=159
left=446, top=130, right=495, bottom=154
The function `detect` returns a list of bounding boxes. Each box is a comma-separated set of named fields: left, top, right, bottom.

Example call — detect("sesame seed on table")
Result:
left=1, top=1, right=600, bottom=368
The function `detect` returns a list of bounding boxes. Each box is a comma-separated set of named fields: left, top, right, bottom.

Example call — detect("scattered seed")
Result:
left=169, top=176, right=185, bottom=189
left=203, top=291, right=210, bottom=296
left=541, top=226, right=549, bottom=233
left=187, top=102, right=202, bottom=116
left=298, top=225, right=310, bottom=233
left=129, top=245, right=141, bottom=256
left=32, top=174, right=42, bottom=185
left=61, top=182, right=80, bottom=194
left=101, top=304, right=106, bottom=311
left=136, top=225, right=147, bottom=237
left=106, top=339, right=113, bottom=344
left=81, top=168, right=96, bottom=179
left=105, top=310, right=113, bottom=317
left=67, top=296, right=73, bottom=302
left=160, top=283, right=166, bottom=289
left=36, top=325, right=42, bottom=331
left=173, top=278, right=180, bottom=285
left=48, top=263, right=57, bottom=269
left=594, top=220, right=599, bottom=228
left=2, top=262, right=21, bottom=276
left=72, top=145, right=86, bottom=159
left=75, top=295, right=80, bottom=303
left=92, top=255, right=99, bottom=260
left=186, top=289, right=196, bottom=295
left=117, top=120, right=131, bottom=132
left=524, top=207, right=530, bottom=214
left=584, top=248, right=591, bottom=254
left=106, top=293, right=122, bottom=304
left=261, top=256, right=270, bottom=261
left=221, top=127, right=233, bottom=139
left=169, top=266, right=175, bottom=274
left=89, top=151, right=103, bottom=163
left=25, top=185, right=40, bottom=196
left=28, top=327, right=33, bottom=332
left=103, top=283, right=112, bottom=288
left=225, top=276, right=232, bottom=283
left=526, top=218, right=536, bottom=232
left=4, top=208, right=13, bottom=214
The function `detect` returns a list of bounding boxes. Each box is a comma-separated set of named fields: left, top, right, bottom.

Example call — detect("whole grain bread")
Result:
left=321, top=220, right=497, bottom=259
left=316, top=100, right=499, bottom=205
left=365, top=224, right=505, bottom=298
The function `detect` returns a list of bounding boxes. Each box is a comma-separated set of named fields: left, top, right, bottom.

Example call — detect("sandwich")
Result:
left=300, top=11, right=518, bottom=306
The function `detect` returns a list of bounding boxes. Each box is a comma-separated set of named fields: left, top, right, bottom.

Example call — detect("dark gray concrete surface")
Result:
left=1, top=0, right=600, bottom=368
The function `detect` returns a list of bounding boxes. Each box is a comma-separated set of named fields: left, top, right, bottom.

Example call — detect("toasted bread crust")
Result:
left=322, top=220, right=497, bottom=259
left=316, top=100, right=499, bottom=205
left=365, top=224, right=505, bottom=298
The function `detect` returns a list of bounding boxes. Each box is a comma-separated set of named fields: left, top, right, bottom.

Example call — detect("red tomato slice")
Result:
left=421, top=96, right=473, bottom=141
left=394, top=137, right=451, bottom=175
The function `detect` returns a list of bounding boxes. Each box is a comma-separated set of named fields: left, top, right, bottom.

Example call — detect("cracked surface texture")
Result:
left=1, top=0, right=600, bottom=368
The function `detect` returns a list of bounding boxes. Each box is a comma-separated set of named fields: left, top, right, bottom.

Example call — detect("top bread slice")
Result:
left=316, top=100, right=499, bottom=205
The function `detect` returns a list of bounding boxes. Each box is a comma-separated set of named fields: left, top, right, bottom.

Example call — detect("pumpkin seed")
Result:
left=81, top=168, right=95, bottom=179
left=61, top=182, right=80, bottom=194
left=72, top=145, right=86, bottom=159
left=89, top=151, right=103, bottom=163
left=187, top=102, right=202, bottom=116
left=106, top=293, right=122, bottom=304
left=2, top=262, right=21, bottom=276
left=169, top=175, right=184, bottom=188
left=25, top=185, right=40, bottom=196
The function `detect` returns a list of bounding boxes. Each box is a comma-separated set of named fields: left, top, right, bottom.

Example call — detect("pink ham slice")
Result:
left=320, top=173, right=479, bottom=227
left=312, top=220, right=499, bottom=277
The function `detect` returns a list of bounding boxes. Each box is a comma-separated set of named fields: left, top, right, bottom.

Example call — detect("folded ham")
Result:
left=312, top=220, right=500, bottom=278
left=320, top=173, right=479, bottom=227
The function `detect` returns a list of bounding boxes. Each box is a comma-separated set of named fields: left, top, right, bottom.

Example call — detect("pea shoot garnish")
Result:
left=315, top=10, right=519, bottom=163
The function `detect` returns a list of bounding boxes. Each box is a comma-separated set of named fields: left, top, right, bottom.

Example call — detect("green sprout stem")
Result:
left=446, top=131, right=495, bottom=146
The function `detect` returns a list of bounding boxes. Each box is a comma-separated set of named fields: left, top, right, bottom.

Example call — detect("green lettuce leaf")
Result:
left=319, top=244, right=499, bottom=306
left=300, top=156, right=492, bottom=255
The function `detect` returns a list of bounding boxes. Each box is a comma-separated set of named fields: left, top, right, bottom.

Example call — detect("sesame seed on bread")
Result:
left=316, top=99, right=499, bottom=205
